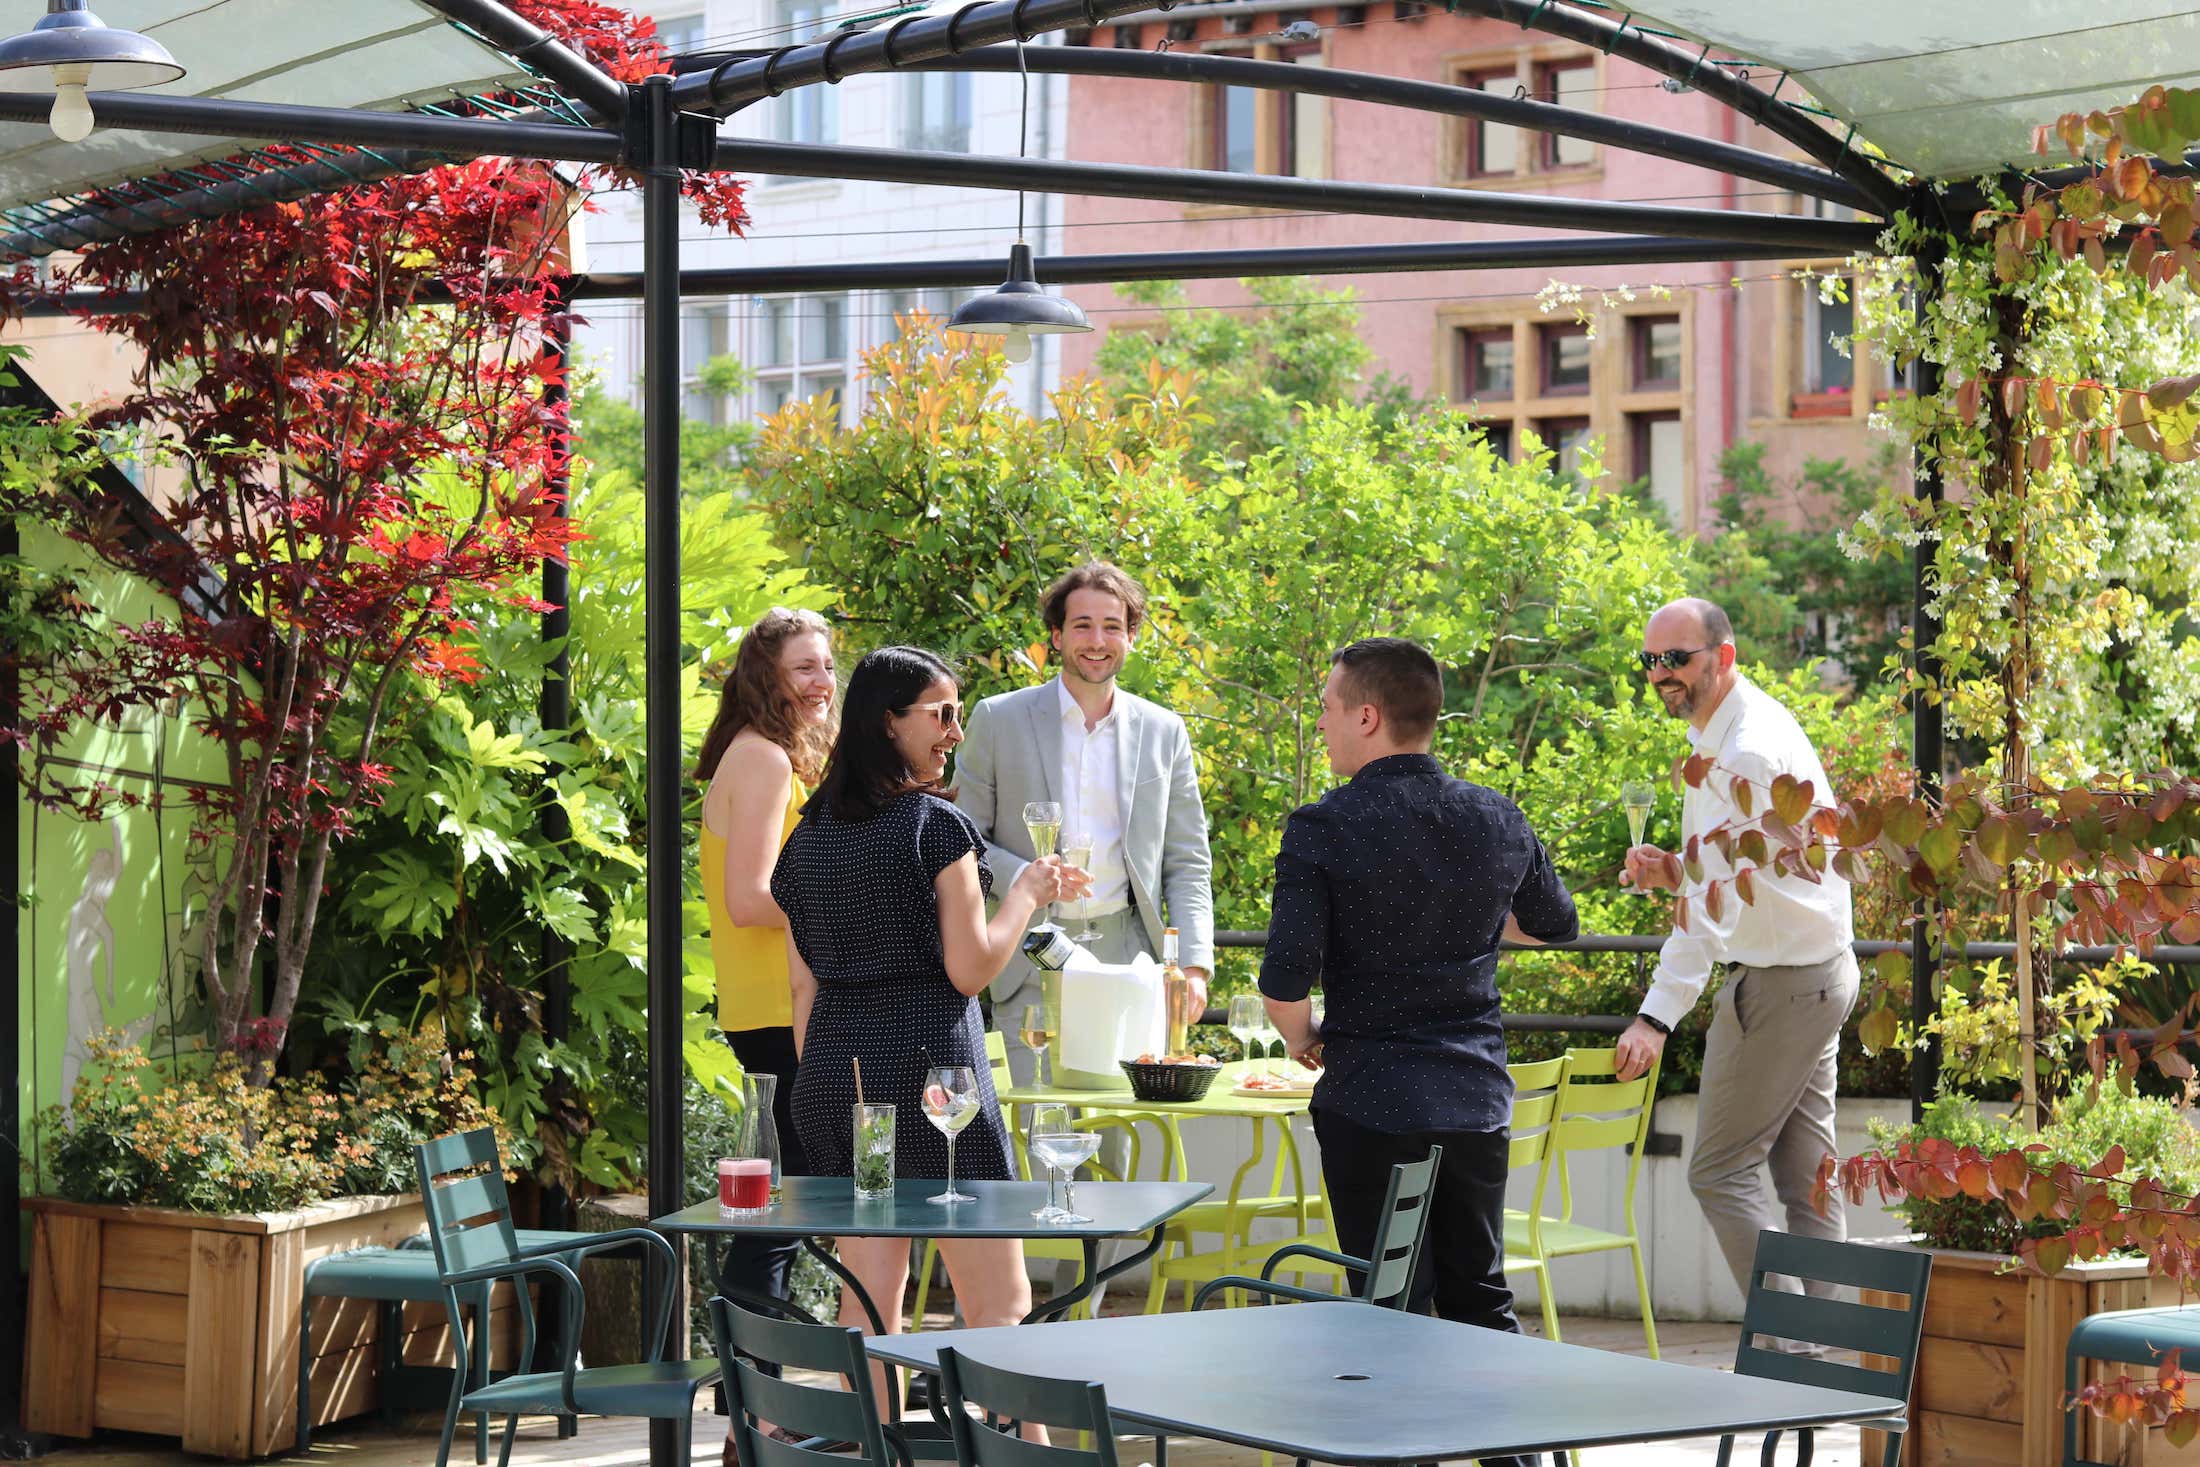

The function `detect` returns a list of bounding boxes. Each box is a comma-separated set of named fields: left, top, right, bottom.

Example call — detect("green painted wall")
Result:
left=15, top=521, right=228, bottom=1177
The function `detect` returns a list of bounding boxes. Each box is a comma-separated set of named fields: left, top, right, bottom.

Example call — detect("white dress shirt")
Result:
left=1640, top=674, right=1855, bottom=1031
left=1057, top=676, right=1131, bottom=914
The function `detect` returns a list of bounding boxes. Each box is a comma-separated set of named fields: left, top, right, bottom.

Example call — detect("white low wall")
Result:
left=1093, top=1090, right=1913, bottom=1325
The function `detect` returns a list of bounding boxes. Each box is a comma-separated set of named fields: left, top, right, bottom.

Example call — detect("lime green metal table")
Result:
left=998, top=1062, right=1326, bottom=1307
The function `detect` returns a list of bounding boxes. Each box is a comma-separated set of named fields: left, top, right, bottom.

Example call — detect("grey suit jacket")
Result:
left=955, top=678, right=1216, bottom=1004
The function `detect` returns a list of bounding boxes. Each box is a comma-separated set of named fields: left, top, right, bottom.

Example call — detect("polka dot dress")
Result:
left=771, top=790, right=1015, bottom=1182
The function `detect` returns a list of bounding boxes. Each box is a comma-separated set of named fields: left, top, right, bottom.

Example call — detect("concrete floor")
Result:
left=38, top=1314, right=1867, bottom=1467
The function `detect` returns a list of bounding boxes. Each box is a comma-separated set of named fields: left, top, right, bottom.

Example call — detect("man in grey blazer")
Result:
left=957, top=561, right=1216, bottom=1086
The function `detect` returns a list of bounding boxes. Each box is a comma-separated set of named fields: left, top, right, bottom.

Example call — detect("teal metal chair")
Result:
left=710, top=1296, right=911, bottom=1467
left=414, top=1128, right=719, bottom=1467
left=1189, top=1148, right=1441, bottom=1312
left=1718, top=1231, right=1932, bottom=1467
left=936, top=1346, right=1124, bottom=1467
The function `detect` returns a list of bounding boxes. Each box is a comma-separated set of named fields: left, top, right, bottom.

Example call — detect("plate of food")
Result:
left=1231, top=1071, right=1318, bottom=1097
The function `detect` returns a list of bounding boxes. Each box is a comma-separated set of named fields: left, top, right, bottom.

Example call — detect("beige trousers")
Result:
left=1688, top=950, right=1859, bottom=1300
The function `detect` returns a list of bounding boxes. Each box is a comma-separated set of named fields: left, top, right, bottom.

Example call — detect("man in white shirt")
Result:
left=956, top=562, right=1215, bottom=1086
left=1614, top=597, right=1858, bottom=1299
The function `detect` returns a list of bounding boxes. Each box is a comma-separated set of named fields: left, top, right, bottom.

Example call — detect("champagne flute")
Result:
left=1027, top=1102, right=1072, bottom=1219
left=1250, top=1011, right=1282, bottom=1080
left=1621, top=779, right=1656, bottom=897
left=1022, top=800, right=1063, bottom=929
left=922, top=1065, right=980, bottom=1204
left=1227, top=994, right=1262, bottom=1078
left=1018, top=1002, right=1057, bottom=1088
left=1061, top=829, right=1098, bottom=943
left=1031, top=1128, right=1103, bottom=1225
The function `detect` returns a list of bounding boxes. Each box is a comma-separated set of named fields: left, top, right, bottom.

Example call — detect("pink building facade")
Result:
left=1055, top=4, right=1888, bottom=534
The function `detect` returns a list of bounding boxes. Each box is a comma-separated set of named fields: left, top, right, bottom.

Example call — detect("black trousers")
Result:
left=1313, top=1108, right=1532, bottom=1467
left=723, top=1026, right=808, bottom=1329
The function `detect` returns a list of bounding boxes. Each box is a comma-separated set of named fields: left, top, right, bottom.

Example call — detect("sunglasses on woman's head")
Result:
left=1636, top=647, right=1713, bottom=672
left=903, top=698, right=963, bottom=731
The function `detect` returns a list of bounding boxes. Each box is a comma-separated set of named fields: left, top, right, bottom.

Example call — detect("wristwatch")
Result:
left=1636, top=1012, right=1672, bottom=1036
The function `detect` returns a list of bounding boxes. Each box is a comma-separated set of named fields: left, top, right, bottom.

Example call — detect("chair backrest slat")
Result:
left=938, top=1347, right=1122, bottom=1467
left=1732, top=1232, right=1933, bottom=1418
left=1361, top=1148, right=1440, bottom=1308
left=1549, top=1047, right=1658, bottom=1224
left=413, top=1129, right=520, bottom=1282
left=711, top=1298, right=894, bottom=1467
left=1552, top=1113, right=1641, bottom=1151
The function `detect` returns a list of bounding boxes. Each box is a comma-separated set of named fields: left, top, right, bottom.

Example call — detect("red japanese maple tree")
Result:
left=9, top=1, right=747, bottom=1076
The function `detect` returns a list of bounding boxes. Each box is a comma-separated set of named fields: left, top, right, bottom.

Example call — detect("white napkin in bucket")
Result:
left=1056, top=949, right=1167, bottom=1083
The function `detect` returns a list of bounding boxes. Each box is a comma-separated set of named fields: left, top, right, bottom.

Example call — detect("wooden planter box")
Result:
left=1860, top=1240, right=2198, bottom=1467
left=23, top=1193, right=523, bottom=1460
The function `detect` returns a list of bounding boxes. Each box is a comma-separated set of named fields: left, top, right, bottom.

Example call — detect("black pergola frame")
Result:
left=0, top=2, right=1958, bottom=1454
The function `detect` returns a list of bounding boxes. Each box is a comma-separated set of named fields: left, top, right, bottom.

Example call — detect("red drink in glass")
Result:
left=719, top=1158, right=772, bottom=1212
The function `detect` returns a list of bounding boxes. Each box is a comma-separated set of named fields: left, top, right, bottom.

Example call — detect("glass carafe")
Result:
left=743, top=1072, right=783, bottom=1200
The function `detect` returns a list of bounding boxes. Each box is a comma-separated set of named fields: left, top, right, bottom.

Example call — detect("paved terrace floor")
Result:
left=40, top=1314, right=1866, bottom=1467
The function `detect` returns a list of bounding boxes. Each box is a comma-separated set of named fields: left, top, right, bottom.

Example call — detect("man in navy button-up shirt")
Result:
left=1260, top=638, right=1575, bottom=1395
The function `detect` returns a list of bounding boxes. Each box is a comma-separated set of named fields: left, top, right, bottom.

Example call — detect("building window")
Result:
left=1533, top=59, right=1597, bottom=168
left=1199, top=45, right=1328, bottom=179
left=1539, top=323, right=1591, bottom=395
left=774, top=1, right=837, bottom=143
left=1450, top=50, right=1598, bottom=183
left=1629, top=411, right=1685, bottom=525
left=1801, top=289, right=1855, bottom=395
left=1212, top=84, right=1260, bottom=173
left=1631, top=315, right=1682, bottom=389
left=1459, top=68, right=1517, bottom=178
left=1460, top=328, right=1515, bottom=400
left=1535, top=416, right=1593, bottom=478
left=902, top=71, right=971, bottom=153
left=750, top=294, right=847, bottom=417
left=681, top=301, right=729, bottom=426
left=883, top=287, right=967, bottom=332
left=654, top=11, right=705, bottom=57
left=1477, top=421, right=1513, bottom=461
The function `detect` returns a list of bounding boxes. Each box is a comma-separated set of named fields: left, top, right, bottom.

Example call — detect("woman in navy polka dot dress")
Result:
left=772, top=645, right=1087, bottom=1355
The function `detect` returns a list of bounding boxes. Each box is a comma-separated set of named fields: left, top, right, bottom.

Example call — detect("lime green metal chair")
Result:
left=1502, top=1045, right=1662, bottom=1357
left=413, top=1128, right=718, bottom=1467
left=1498, top=1053, right=1572, bottom=1342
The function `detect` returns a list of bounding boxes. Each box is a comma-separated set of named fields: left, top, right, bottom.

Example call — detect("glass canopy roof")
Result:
left=0, top=1, right=528, bottom=217
left=1627, top=1, right=2200, bottom=180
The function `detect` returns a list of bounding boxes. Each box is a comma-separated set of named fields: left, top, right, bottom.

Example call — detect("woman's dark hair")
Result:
left=811, top=645, right=958, bottom=822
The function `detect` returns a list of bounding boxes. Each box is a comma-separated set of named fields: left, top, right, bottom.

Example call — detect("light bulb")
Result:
left=1003, top=327, right=1032, bottom=365
left=49, top=64, right=92, bottom=143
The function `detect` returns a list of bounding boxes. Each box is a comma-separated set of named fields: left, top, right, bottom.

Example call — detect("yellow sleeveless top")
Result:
left=701, top=755, right=806, bottom=1032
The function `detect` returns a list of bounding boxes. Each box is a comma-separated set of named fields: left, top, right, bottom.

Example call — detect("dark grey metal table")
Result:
left=867, top=1303, right=1907, bottom=1463
left=652, top=1177, right=1212, bottom=1333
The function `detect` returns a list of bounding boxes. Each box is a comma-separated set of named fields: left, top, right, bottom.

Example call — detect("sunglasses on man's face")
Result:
left=903, top=699, right=963, bottom=731
left=1637, top=647, right=1713, bottom=672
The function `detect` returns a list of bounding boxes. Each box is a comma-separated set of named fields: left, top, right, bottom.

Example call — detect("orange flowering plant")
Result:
left=33, top=1028, right=506, bottom=1214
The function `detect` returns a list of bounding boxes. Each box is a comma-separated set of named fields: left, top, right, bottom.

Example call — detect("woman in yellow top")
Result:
left=696, top=605, right=835, bottom=1419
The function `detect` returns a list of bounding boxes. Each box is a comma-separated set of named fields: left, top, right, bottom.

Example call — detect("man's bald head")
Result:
left=1647, top=597, right=1734, bottom=648
left=1641, top=596, right=1738, bottom=727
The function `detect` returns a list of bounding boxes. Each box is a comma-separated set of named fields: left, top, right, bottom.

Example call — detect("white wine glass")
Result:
left=1227, top=994, right=1262, bottom=1077
left=1032, top=1128, right=1103, bottom=1225
left=1018, top=1002, right=1057, bottom=1088
left=1022, top=801, right=1063, bottom=929
left=1621, top=779, right=1656, bottom=897
left=923, top=1065, right=980, bottom=1204
left=1250, top=1011, right=1282, bottom=1080
left=1061, top=829, right=1098, bottom=943
left=1027, top=1102, right=1072, bottom=1219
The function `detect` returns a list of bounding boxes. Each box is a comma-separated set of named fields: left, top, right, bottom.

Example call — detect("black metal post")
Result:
left=713, top=138, right=1884, bottom=251
left=0, top=497, right=25, bottom=1457
left=639, top=75, right=688, bottom=1467
left=0, top=90, right=624, bottom=161
left=907, top=46, right=1878, bottom=211
left=1909, top=231, right=1948, bottom=1122
left=537, top=279, right=576, bottom=1346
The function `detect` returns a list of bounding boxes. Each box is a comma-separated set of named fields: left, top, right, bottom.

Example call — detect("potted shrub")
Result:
left=21, top=1029, right=511, bottom=1459
left=1852, top=1087, right=2200, bottom=1467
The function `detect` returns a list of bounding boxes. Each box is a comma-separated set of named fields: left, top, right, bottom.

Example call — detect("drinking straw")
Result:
left=853, top=1056, right=867, bottom=1108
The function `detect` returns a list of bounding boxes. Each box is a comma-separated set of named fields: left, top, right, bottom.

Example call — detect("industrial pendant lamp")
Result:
left=947, top=40, right=1089, bottom=364
left=0, top=1, right=184, bottom=143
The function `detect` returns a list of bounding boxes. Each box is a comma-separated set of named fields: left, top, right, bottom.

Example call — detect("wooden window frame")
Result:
left=1441, top=43, right=1602, bottom=188
left=1631, top=314, right=1683, bottom=391
left=1538, top=322, right=1592, bottom=397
